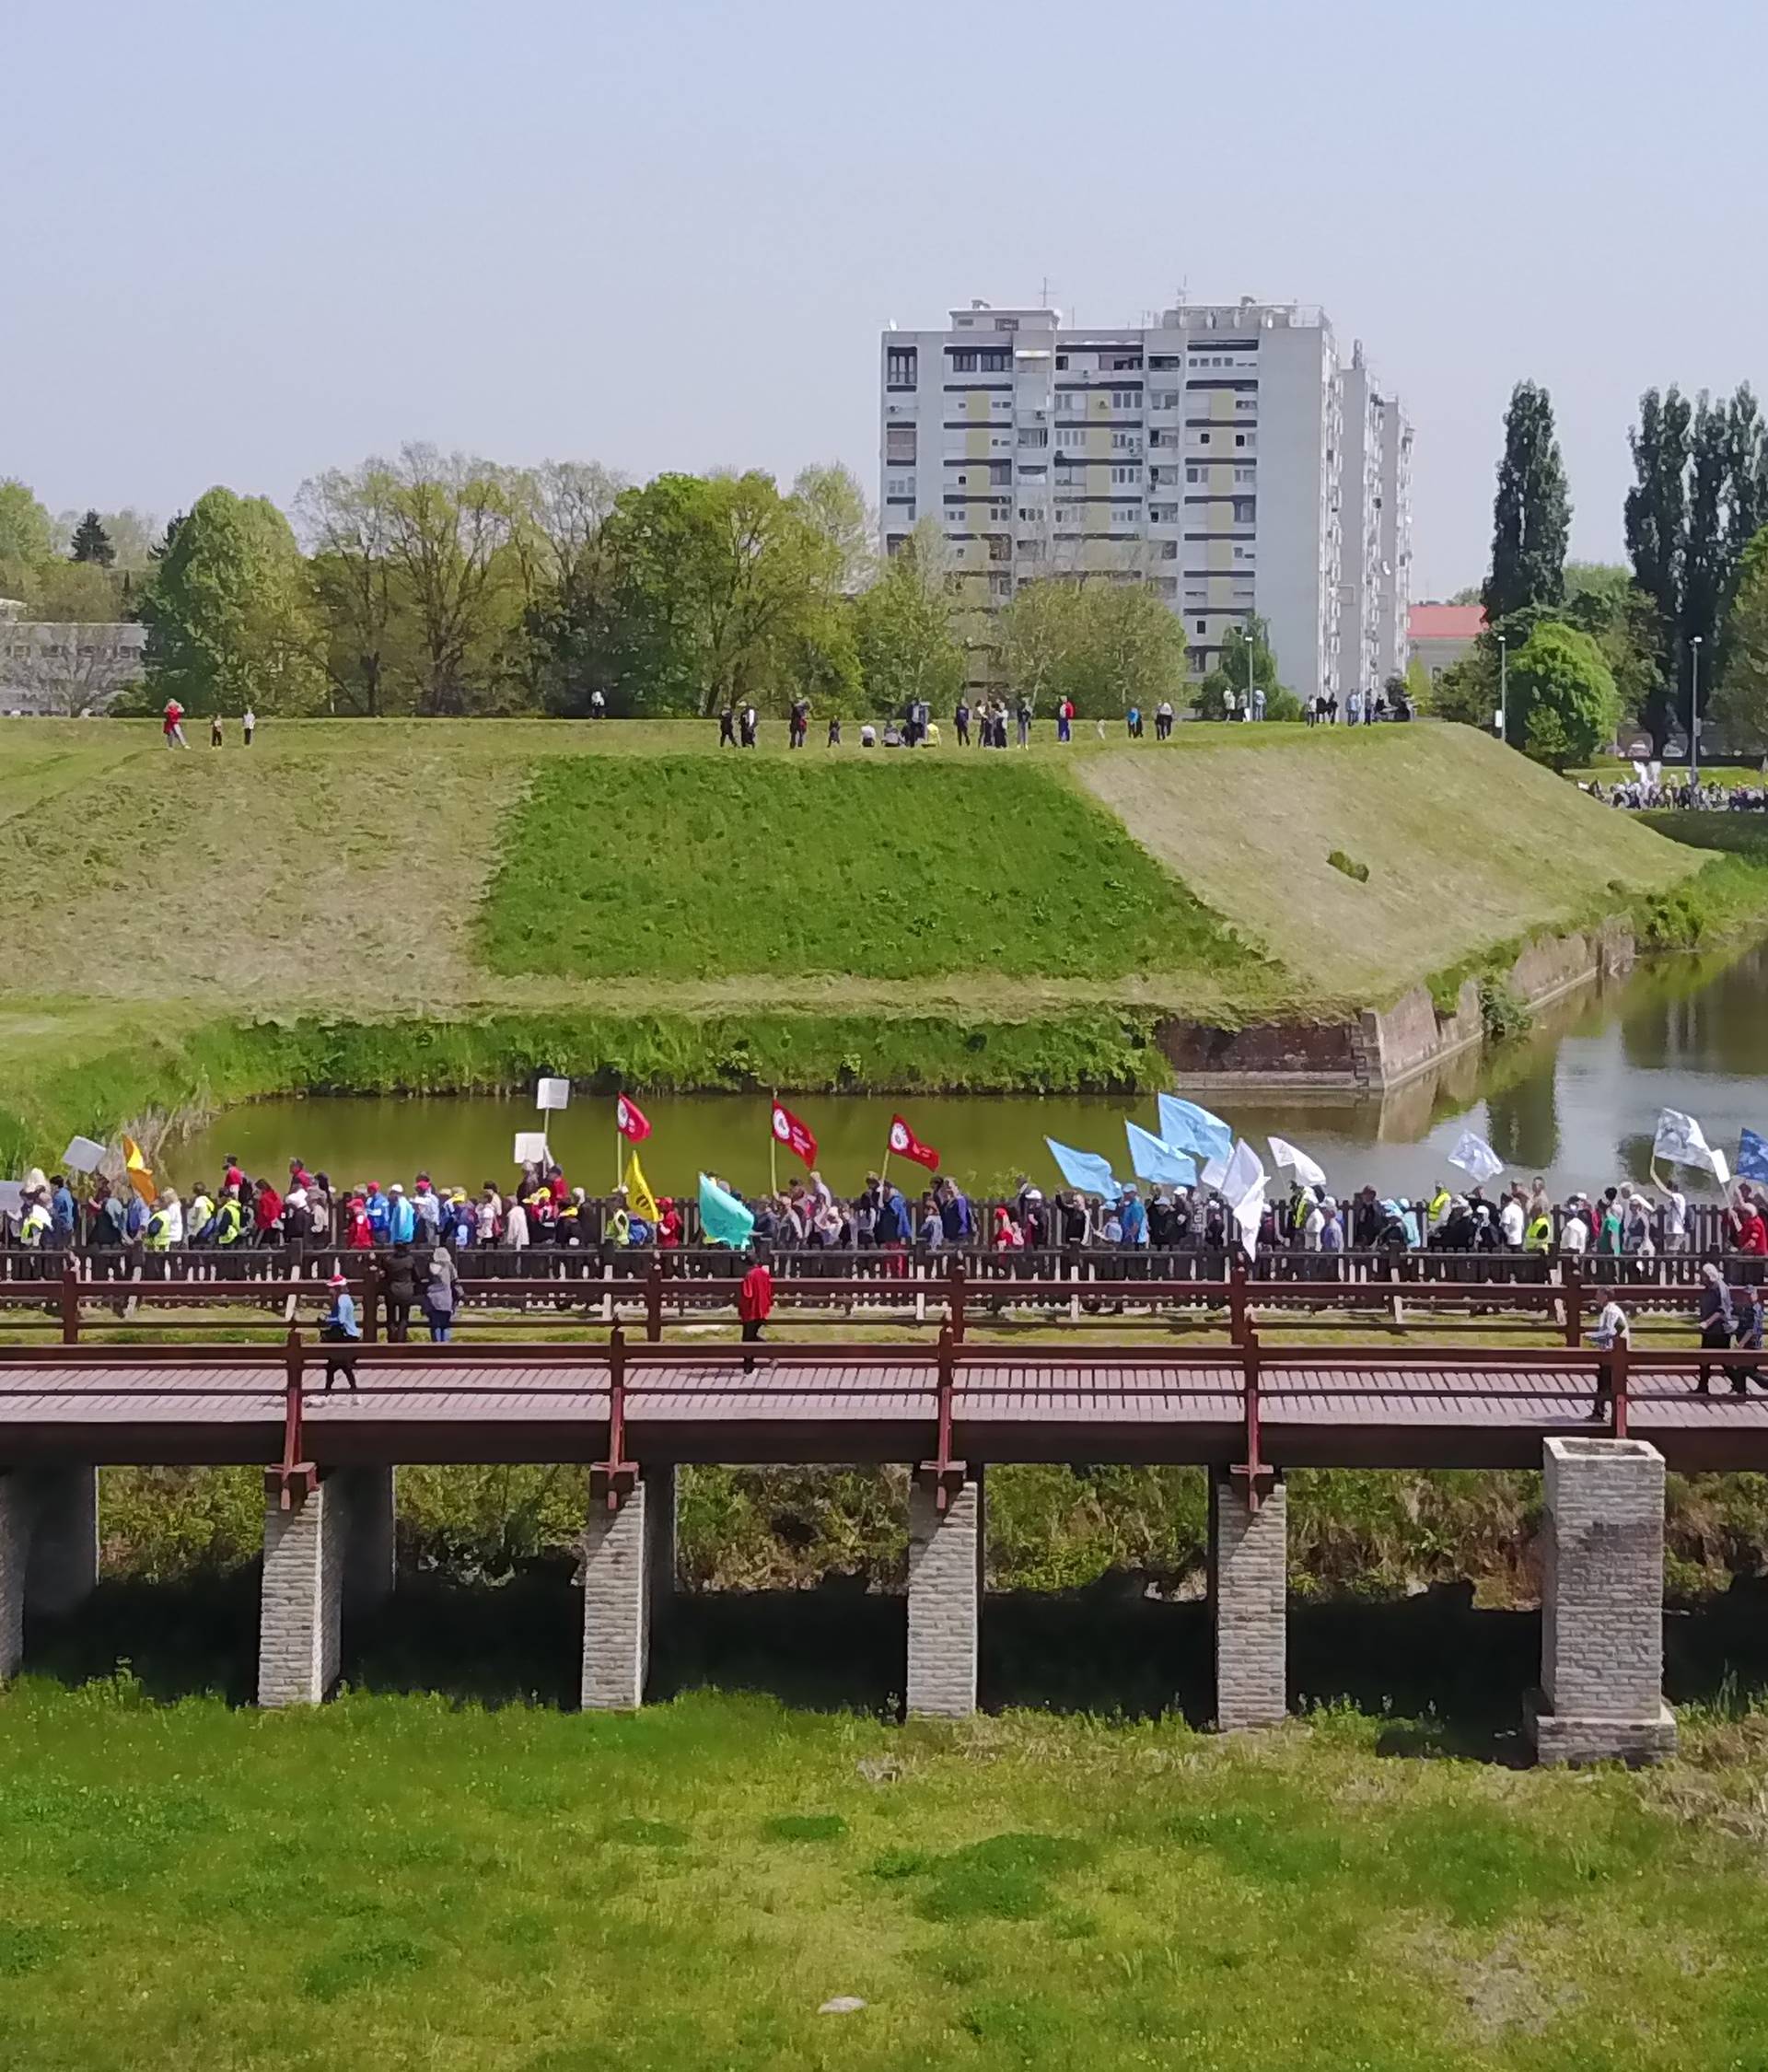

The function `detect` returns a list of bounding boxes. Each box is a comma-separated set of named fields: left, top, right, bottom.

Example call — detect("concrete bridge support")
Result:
left=907, top=1470, right=984, bottom=1718
left=580, top=1465, right=675, bottom=1710
left=1210, top=1471, right=1288, bottom=1730
left=0, top=1465, right=101, bottom=1679
left=259, top=1468, right=399, bottom=1708
left=1528, top=1437, right=1676, bottom=1764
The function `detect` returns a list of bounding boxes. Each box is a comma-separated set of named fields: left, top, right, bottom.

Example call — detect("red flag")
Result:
left=614, top=1093, right=652, bottom=1144
left=888, top=1113, right=940, bottom=1171
left=770, top=1099, right=818, bottom=1168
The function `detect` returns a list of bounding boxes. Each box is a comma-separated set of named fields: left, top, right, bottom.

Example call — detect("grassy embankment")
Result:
left=6, top=1678, right=1768, bottom=2069
left=0, top=716, right=1744, bottom=1169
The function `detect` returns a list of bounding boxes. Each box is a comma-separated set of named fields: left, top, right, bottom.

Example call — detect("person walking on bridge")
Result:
left=739, top=1252, right=773, bottom=1373
left=1588, top=1296, right=1631, bottom=1421
left=320, top=1272, right=361, bottom=1394
left=1696, top=1263, right=1739, bottom=1395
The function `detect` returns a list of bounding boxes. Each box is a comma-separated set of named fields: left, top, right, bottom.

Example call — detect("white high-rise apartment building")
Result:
left=879, top=296, right=1412, bottom=705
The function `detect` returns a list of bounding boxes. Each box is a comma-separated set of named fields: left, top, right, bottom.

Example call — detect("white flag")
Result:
left=1268, top=1135, right=1327, bottom=1191
left=1632, top=759, right=1650, bottom=785
left=1232, top=1180, right=1267, bottom=1258
left=1221, top=1139, right=1267, bottom=1211
left=1447, top=1130, right=1504, bottom=1183
left=1200, top=1151, right=1229, bottom=1192
left=1647, top=760, right=1663, bottom=785
left=1655, top=1107, right=1723, bottom=1177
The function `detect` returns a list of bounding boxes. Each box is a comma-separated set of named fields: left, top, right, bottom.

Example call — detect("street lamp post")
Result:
left=1690, top=634, right=1704, bottom=785
left=1497, top=634, right=1507, bottom=744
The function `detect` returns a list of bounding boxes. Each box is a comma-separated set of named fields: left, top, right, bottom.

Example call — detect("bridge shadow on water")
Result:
left=23, top=1570, right=1768, bottom=1755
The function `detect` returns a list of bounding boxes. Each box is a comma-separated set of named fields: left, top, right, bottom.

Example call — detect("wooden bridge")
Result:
left=0, top=1301, right=1748, bottom=1767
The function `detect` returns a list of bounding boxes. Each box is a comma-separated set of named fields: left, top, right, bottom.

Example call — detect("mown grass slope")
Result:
left=2, top=1680, right=1766, bottom=2070
left=481, top=756, right=1249, bottom=983
left=1080, top=724, right=1704, bottom=1007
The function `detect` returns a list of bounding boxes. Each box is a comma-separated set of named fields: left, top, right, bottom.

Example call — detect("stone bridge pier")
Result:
left=258, top=1467, right=397, bottom=1707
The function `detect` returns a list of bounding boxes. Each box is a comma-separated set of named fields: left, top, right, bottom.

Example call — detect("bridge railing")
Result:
left=0, top=1251, right=1751, bottom=1351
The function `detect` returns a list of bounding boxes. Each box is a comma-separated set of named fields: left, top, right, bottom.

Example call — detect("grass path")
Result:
left=0, top=1680, right=1765, bottom=2069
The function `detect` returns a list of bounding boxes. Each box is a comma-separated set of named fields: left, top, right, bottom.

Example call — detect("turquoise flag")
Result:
left=1124, top=1122, right=1197, bottom=1188
left=698, top=1172, right=755, bottom=1249
left=1157, top=1094, right=1232, bottom=1162
left=1044, top=1137, right=1120, bottom=1200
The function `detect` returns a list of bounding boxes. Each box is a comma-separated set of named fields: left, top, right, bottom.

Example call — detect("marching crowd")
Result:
left=1590, top=775, right=1768, bottom=812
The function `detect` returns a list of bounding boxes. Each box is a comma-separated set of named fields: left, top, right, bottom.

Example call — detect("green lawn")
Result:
left=481, top=755, right=1251, bottom=983
left=3, top=1679, right=1767, bottom=2069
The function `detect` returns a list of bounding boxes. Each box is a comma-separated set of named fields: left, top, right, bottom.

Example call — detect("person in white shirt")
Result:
left=1654, top=1176, right=1688, bottom=1252
left=242, top=707, right=256, bottom=745
left=1559, top=1200, right=1589, bottom=1256
left=1301, top=1194, right=1325, bottom=1251
left=1499, top=1191, right=1525, bottom=1249
left=1589, top=1297, right=1631, bottom=1420
left=505, top=1198, right=529, bottom=1251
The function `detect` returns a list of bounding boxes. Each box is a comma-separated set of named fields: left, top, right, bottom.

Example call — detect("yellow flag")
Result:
left=122, top=1135, right=156, bottom=1202
left=625, top=1151, right=660, bottom=1225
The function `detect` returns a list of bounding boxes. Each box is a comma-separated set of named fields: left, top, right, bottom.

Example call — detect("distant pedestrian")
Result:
left=955, top=699, right=971, bottom=746
left=589, top=689, right=606, bottom=719
left=1057, top=697, right=1074, bottom=744
left=320, top=1272, right=361, bottom=1393
left=210, top=714, right=224, bottom=749
left=242, top=707, right=256, bottom=746
left=162, top=699, right=188, bottom=749
left=421, top=1257, right=456, bottom=1343
left=827, top=715, right=841, bottom=747
left=1589, top=1296, right=1630, bottom=1419
left=739, top=1253, right=774, bottom=1372
left=1696, top=1263, right=1739, bottom=1394
left=1156, top=698, right=1174, bottom=740
left=718, top=704, right=736, bottom=747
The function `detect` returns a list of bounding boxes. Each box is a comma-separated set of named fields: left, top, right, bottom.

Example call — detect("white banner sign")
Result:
left=513, top=1131, right=551, bottom=1167
left=535, top=1077, right=570, bottom=1112
left=61, top=1135, right=107, bottom=1175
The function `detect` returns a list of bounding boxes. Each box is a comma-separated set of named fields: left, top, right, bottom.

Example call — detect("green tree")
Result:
left=791, top=463, right=875, bottom=595
left=296, top=460, right=404, bottom=716
left=0, top=478, right=55, bottom=596
left=69, top=510, right=114, bottom=566
left=1507, top=622, right=1619, bottom=769
left=1624, top=386, right=1692, bottom=754
left=1195, top=612, right=1288, bottom=717
left=1726, top=386, right=1768, bottom=563
left=506, top=460, right=630, bottom=717
left=994, top=578, right=1087, bottom=711
left=1482, top=381, right=1569, bottom=621
left=598, top=471, right=843, bottom=716
left=1059, top=582, right=1186, bottom=715
left=1714, top=525, right=1768, bottom=752
left=138, top=486, right=323, bottom=715
left=25, top=561, right=119, bottom=623
left=854, top=519, right=962, bottom=712
left=380, top=445, right=521, bottom=715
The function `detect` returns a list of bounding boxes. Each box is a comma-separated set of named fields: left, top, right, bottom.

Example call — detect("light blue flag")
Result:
left=1124, top=1122, right=1197, bottom=1188
left=1739, top=1128, right=1768, bottom=1185
left=1157, top=1095, right=1233, bottom=1163
left=698, top=1172, right=756, bottom=1249
left=1044, top=1137, right=1120, bottom=1200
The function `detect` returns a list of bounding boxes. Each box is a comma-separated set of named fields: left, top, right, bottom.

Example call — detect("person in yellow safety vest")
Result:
left=1525, top=1208, right=1554, bottom=1254
left=1426, top=1183, right=1452, bottom=1228
left=17, top=1190, right=52, bottom=1248
left=143, top=1196, right=175, bottom=1251
left=212, top=1187, right=246, bottom=1247
left=606, top=1192, right=630, bottom=1249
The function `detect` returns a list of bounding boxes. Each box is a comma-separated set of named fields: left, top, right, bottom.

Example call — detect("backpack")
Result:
left=124, top=1195, right=146, bottom=1238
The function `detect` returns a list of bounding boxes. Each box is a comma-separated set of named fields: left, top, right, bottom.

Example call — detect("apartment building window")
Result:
left=1196, top=432, right=1211, bottom=447
left=1110, top=388, right=1140, bottom=410
left=1018, top=541, right=1045, bottom=564
left=1111, top=355, right=1143, bottom=371
left=1234, top=466, right=1254, bottom=484
left=1155, top=576, right=1178, bottom=599
left=1149, top=354, right=1181, bottom=369
left=1185, top=466, right=1202, bottom=484
left=1018, top=426, right=1048, bottom=448
left=1158, top=541, right=1178, bottom=560
left=1150, top=390, right=1180, bottom=409
left=1110, top=465, right=1139, bottom=485
left=1055, top=354, right=1069, bottom=369
left=1235, top=433, right=1252, bottom=449
left=1150, top=504, right=1178, bottom=521
left=1188, top=647, right=1208, bottom=671
left=1018, top=506, right=1046, bottom=523
left=886, top=427, right=916, bottom=464
left=1110, top=431, right=1141, bottom=451
left=1233, top=499, right=1255, bottom=523
left=991, top=574, right=1012, bottom=597
left=1055, top=426, right=1083, bottom=448
left=886, top=534, right=909, bottom=558
left=1055, top=392, right=1080, bottom=413
left=989, top=460, right=1012, bottom=485
left=989, top=503, right=1010, bottom=523
left=1195, top=619, right=1208, bottom=634
left=886, top=347, right=917, bottom=388
left=949, top=350, right=977, bottom=371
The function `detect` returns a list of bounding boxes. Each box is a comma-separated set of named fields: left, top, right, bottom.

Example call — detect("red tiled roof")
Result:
left=1409, top=604, right=1486, bottom=641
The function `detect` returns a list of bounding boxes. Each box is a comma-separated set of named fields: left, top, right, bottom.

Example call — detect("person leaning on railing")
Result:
left=1588, top=1296, right=1631, bottom=1420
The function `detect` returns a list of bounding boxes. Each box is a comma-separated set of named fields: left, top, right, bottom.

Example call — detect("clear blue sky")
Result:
left=6, top=0, right=1763, bottom=595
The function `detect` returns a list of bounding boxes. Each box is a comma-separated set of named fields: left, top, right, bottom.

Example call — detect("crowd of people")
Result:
left=1589, top=774, right=1768, bottom=811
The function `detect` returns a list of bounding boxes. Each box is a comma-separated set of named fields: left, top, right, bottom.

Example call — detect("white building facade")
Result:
left=879, top=297, right=1412, bottom=705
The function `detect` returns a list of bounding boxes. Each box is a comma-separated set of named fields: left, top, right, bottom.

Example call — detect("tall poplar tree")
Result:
left=1482, top=381, right=1570, bottom=622
left=1623, top=386, right=1692, bottom=753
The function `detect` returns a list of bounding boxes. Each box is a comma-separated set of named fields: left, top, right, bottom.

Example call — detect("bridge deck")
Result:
left=1, top=1349, right=1763, bottom=1472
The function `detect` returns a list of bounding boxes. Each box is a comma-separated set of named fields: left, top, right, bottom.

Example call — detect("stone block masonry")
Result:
left=1210, top=1472, right=1287, bottom=1730
left=1529, top=1437, right=1676, bottom=1764
left=907, top=1472, right=983, bottom=1718
left=259, top=1475, right=350, bottom=1707
left=0, top=1466, right=101, bottom=1679
left=580, top=1466, right=675, bottom=1710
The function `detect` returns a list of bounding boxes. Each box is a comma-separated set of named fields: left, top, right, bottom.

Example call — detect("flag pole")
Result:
left=614, top=1104, right=622, bottom=1193
left=769, top=1091, right=779, bottom=1198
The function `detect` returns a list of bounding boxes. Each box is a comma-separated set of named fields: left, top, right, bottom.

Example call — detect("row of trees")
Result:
left=8, top=454, right=1214, bottom=721
left=1438, top=380, right=1768, bottom=764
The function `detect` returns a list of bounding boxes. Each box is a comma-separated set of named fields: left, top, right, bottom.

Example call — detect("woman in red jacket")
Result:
left=738, top=1256, right=773, bottom=1372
